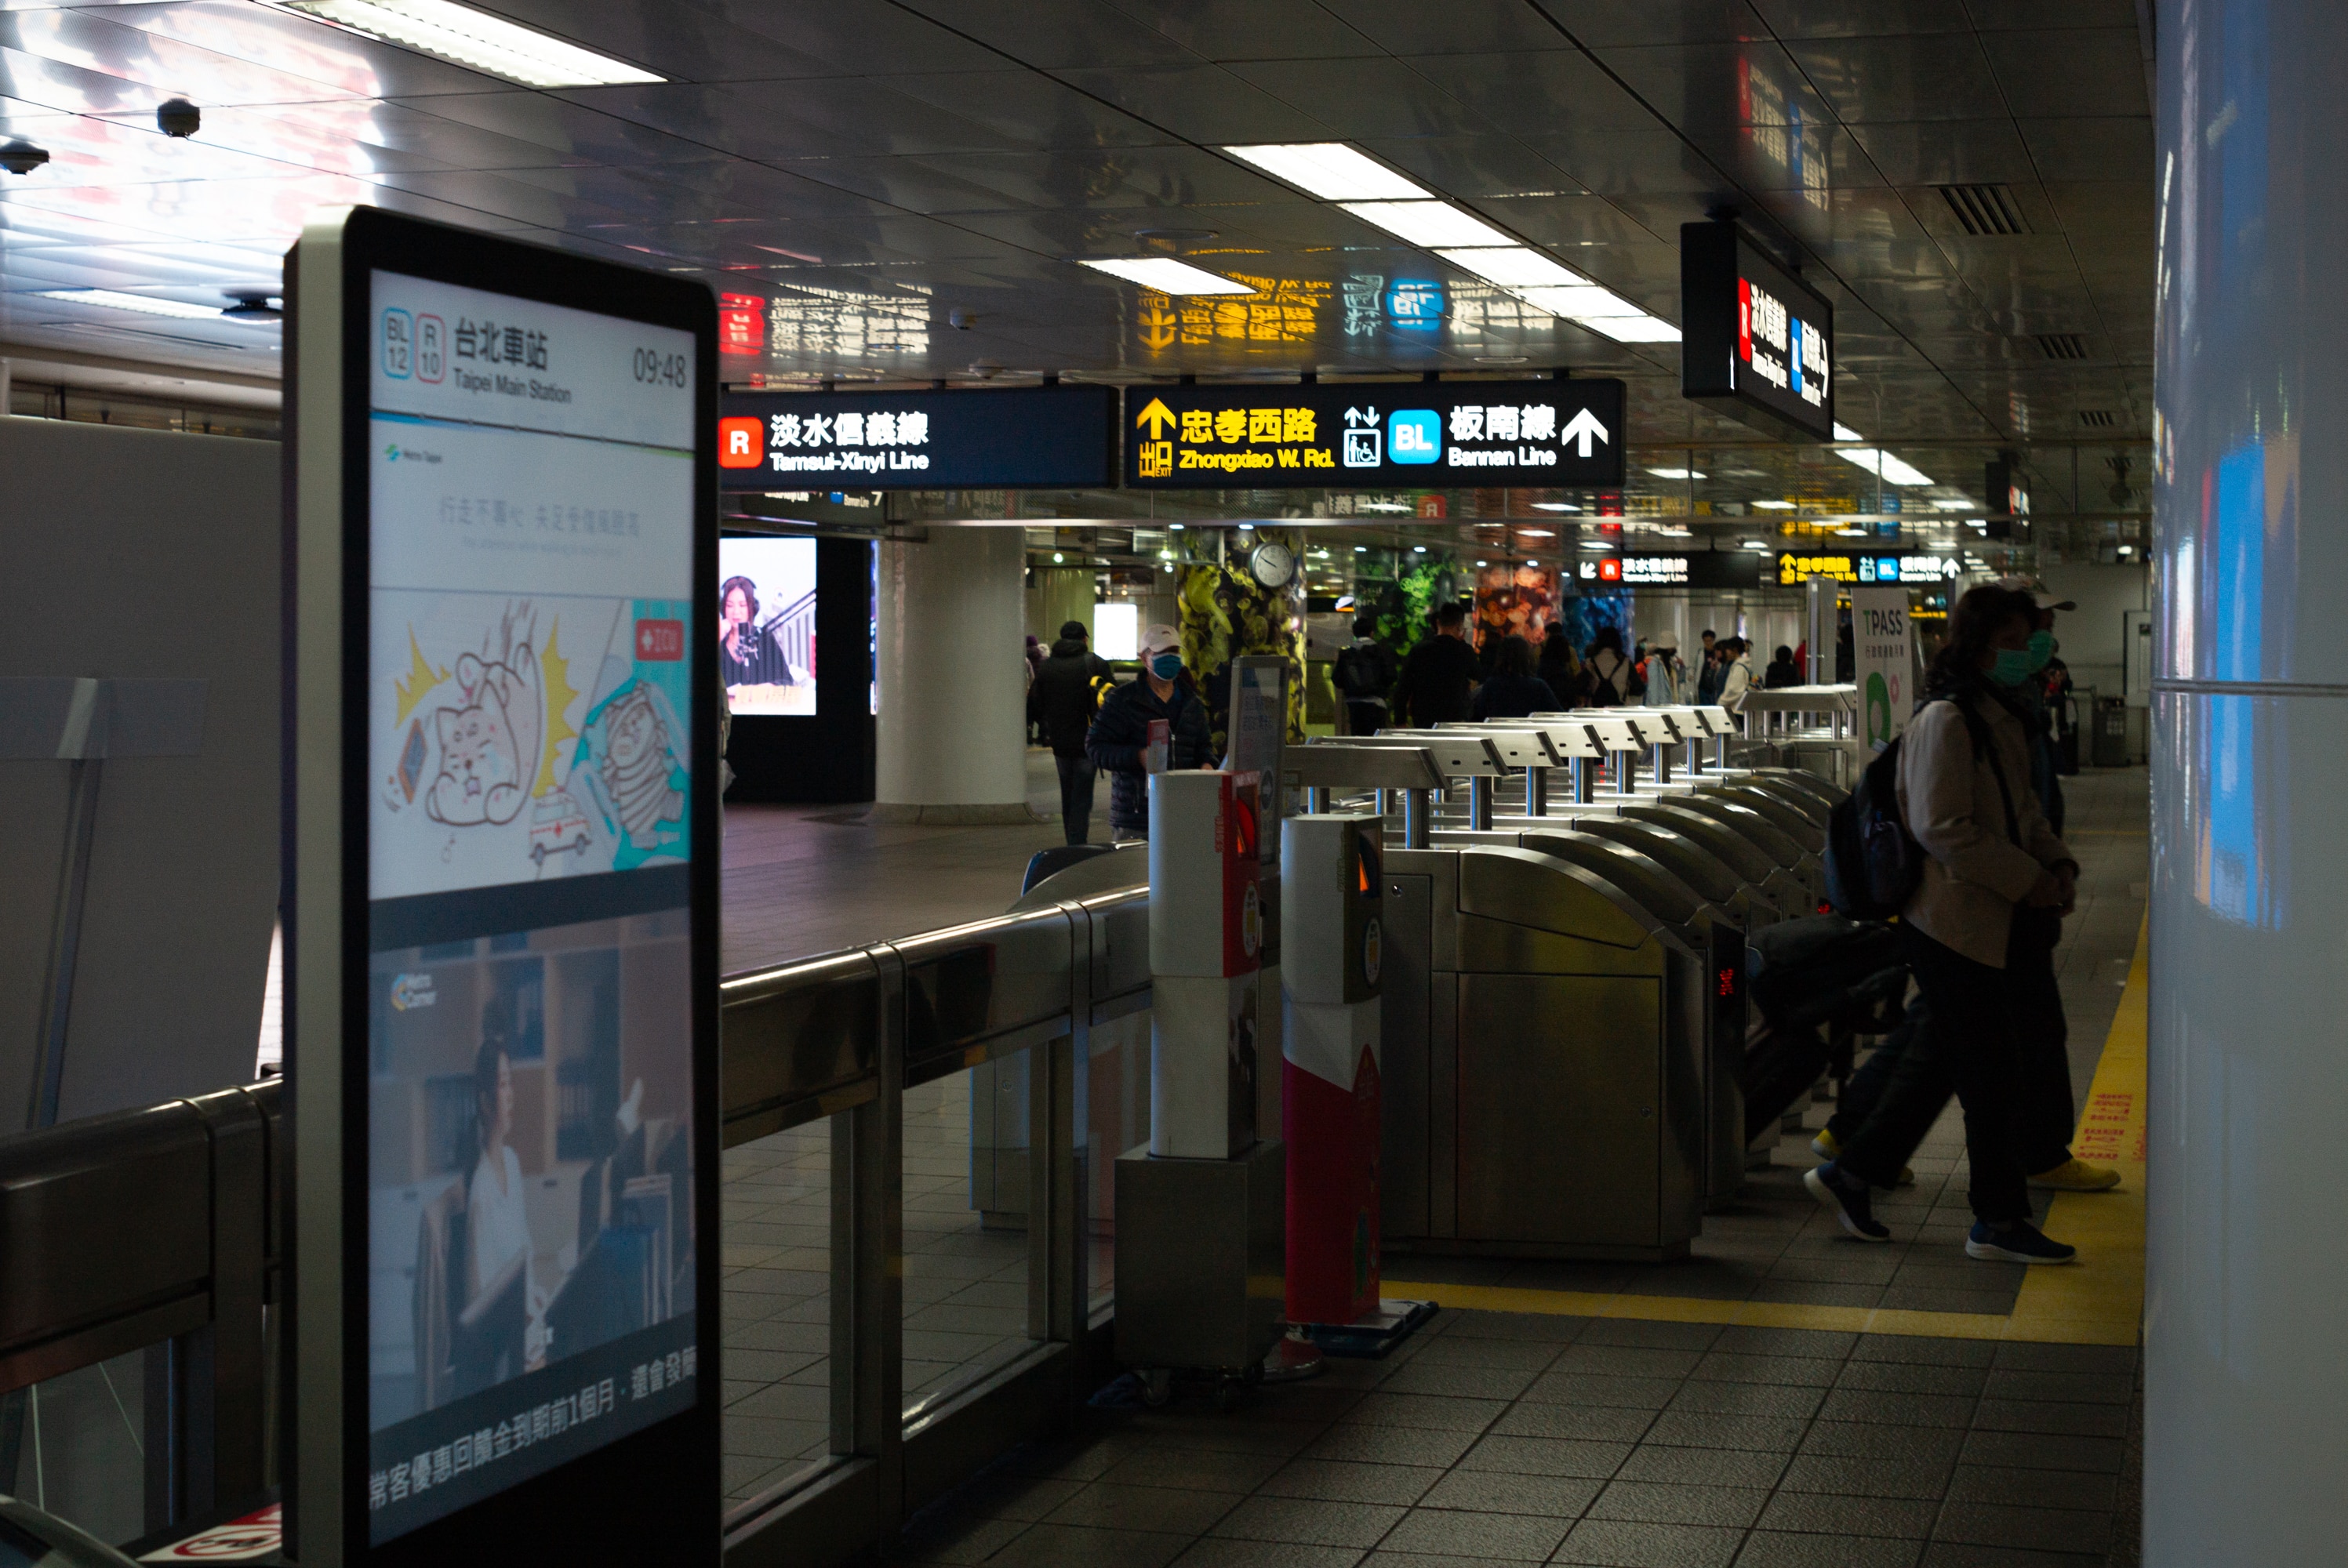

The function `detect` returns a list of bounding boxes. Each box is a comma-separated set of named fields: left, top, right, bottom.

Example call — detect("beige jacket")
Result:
left=1895, top=694, right=2072, bottom=968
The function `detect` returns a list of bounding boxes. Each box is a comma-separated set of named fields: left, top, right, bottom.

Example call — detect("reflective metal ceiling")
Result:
left=0, top=0, right=2154, bottom=458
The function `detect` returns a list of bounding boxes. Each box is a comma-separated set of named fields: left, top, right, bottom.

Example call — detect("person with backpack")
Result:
left=1581, top=625, right=1633, bottom=706
left=1537, top=622, right=1580, bottom=706
left=1807, top=583, right=2100, bottom=1265
left=1470, top=634, right=1560, bottom=719
left=1716, top=636, right=1755, bottom=715
left=1033, top=620, right=1113, bottom=844
left=1332, top=615, right=1398, bottom=736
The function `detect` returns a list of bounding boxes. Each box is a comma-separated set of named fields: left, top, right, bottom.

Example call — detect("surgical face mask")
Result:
left=1149, top=651, right=1183, bottom=681
left=2025, top=629, right=2055, bottom=672
left=1990, top=648, right=2036, bottom=688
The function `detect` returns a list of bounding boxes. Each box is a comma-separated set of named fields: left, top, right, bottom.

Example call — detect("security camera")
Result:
left=949, top=308, right=978, bottom=330
left=157, top=98, right=201, bottom=139
left=221, top=289, right=282, bottom=320
left=0, top=140, right=49, bottom=176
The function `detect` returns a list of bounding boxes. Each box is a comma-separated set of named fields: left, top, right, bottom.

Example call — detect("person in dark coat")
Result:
left=1033, top=620, right=1114, bottom=844
left=1389, top=601, right=1481, bottom=726
left=1536, top=622, right=1580, bottom=707
left=1765, top=644, right=1804, bottom=688
left=1085, top=622, right=1211, bottom=840
left=1332, top=615, right=1399, bottom=736
left=1470, top=635, right=1560, bottom=720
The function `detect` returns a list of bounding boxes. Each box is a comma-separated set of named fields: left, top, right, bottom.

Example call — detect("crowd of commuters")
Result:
left=1023, top=587, right=2111, bottom=1272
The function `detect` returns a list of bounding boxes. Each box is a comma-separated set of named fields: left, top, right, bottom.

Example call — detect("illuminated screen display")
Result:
left=1681, top=220, right=1836, bottom=442
left=365, top=270, right=699, bottom=1544
left=718, top=537, right=817, bottom=715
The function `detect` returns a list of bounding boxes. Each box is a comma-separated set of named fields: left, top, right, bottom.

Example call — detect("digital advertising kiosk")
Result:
left=285, top=206, right=719, bottom=1565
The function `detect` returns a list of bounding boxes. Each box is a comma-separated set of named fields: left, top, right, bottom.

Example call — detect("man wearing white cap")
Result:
left=1085, top=623, right=1212, bottom=840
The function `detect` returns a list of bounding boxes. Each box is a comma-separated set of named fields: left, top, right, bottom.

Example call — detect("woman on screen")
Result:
left=720, top=575, right=779, bottom=687
left=467, top=1029, right=547, bottom=1374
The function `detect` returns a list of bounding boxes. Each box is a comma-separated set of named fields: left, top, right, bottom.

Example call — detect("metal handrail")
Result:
left=0, top=1080, right=277, bottom=1524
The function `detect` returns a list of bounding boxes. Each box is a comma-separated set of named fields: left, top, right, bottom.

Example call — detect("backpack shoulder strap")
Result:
left=1942, top=696, right=2020, bottom=844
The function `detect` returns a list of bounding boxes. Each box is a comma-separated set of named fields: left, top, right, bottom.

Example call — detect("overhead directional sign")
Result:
left=1123, top=379, right=1627, bottom=489
left=719, top=383, right=1117, bottom=491
left=1776, top=551, right=1960, bottom=586
left=1681, top=221, right=1836, bottom=443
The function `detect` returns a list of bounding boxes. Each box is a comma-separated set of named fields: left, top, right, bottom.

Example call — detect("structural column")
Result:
left=874, top=524, right=1033, bottom=823
left=2149, top=3, right=2348, bottom=1561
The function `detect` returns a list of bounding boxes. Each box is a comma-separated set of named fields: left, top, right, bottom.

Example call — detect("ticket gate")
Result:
left=1285, top=744, right=1708, bottom=1260
left=1510, top=829, right=1747, bottom=1210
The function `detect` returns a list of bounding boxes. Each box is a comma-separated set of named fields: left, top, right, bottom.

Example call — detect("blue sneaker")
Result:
left=1803, top=1163, right=1890, bottom=1242
left=1966, top=1220, right=2077, bottom=1265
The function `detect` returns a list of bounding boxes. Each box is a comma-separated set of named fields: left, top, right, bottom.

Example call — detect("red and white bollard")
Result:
left=1281, top=814, right=1383, bottom=1328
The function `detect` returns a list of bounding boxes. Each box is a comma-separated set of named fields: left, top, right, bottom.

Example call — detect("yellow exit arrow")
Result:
left=1135, top=397, right=1177, bottom=438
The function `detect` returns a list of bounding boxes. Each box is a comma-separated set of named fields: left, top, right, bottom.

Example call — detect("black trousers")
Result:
left=1055, top=753, right=1096, bottom=846
left=1838, top=919, right=2066, bottom=1223
left=1346, top=699, right=1389, bottom=737
left=1830, top=913, right=2076, bottom=1181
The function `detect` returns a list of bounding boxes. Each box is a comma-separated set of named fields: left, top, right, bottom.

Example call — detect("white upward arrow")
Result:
left=1560, top=406, right=1611, bottom=457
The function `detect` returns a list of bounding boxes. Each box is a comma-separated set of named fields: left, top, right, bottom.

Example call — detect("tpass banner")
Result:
left=1850, top=586, right=1914, bottom=752
left=1125, top=379, right=1626, bottom=489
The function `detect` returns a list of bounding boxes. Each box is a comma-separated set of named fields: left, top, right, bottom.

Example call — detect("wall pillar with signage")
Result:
left=875, top=524, right=1034, bottom=823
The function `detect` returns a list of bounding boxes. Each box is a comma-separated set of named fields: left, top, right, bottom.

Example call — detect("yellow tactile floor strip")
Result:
left=1386, top=916, right=2150, bottom=1347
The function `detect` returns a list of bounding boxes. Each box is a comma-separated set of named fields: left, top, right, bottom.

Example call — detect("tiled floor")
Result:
left=721, top=750, right=1108, bottom=972
left=899, top=1312, right=2140, bottom=1568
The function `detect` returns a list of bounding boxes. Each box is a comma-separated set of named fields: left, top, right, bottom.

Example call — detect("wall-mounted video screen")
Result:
left=718, top=537, right=817, bottom=716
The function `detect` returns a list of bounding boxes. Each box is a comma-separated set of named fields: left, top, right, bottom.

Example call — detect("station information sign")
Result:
left=1681, top=221, right=1835, bottom=443
left=1123, top=378, right=1626, bottom=489
left=1576, top=553, right=1759, bottom=590
left=718, top=383, right=1116, bottom=491
left=1776, top=551, right=1960, bottom=586
left=289, top=206, right=719, bottom=1567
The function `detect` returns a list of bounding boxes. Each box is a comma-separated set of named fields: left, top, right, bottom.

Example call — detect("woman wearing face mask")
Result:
left=1085, top=623, right=1212, bottom=840
left=1805, top=583, right=2100, bottom=1264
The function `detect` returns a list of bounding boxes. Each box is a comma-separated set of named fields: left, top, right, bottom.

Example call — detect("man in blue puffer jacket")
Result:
left=1085, top=623, right=1212, bottom=840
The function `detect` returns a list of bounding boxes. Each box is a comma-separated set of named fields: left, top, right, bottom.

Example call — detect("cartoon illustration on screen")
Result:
left=376, top=595, right=689, bottom=894
left=576, top=679, right=687, bottom=867
left=425, top=645, right=543, bottom=829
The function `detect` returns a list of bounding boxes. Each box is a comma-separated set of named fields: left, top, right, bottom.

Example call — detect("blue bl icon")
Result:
left=1388, top=408, right=1441, bottom=465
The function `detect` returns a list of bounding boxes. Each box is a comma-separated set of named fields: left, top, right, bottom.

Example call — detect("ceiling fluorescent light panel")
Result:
left=1079, top=257, right=1253, bottom=296
left=1580, top=314, right=1681, bottom=343
left=1339, top=200, right=1514, bottom=249
left=38, top=288, right=232, bottom=320
left=276, top=0, right=662, bottom=88
left=1222, top=142, right=1426, bottom=201
left=1437, top=247, right=1583, bottom=289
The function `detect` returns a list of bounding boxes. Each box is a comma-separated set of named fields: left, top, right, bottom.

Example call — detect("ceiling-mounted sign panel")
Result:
left=1681, top=222, right=1835, bottom=443
left=1123, top=379, right=1626, bottom=489
left=718, top=384, right=1117, bottom=491
left=1576, top=553, right=1761, bottom=590
left=1776, top=551, right=1960, bottom=586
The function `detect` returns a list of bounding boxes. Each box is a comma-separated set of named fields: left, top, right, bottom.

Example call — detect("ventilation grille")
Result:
left=1939, top=183, right=2027, bottom=236
left=2036, top=333, right=2090, bottom=361
left=2078, top=409, right=2119, bottom=429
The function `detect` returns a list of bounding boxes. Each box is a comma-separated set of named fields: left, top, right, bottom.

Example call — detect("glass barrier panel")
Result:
left=901, top=1054, right=1038, bottom=1420
left=718, top=1115, right=834, bottom=1504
